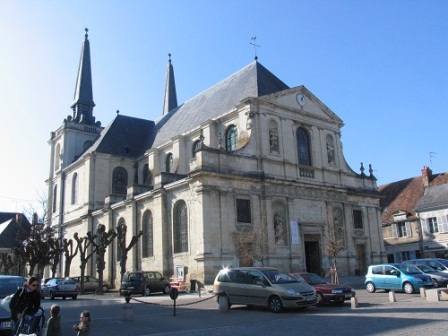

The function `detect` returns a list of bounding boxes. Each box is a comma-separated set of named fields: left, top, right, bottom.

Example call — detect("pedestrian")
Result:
left=46, top=304, right=62, bottom=336
left=73, top=310, right=90, bottom=336
left=9, top=276, right=41, bottom=334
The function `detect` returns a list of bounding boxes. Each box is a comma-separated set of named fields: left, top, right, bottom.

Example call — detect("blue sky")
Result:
left=0, top=0, right=447, bottom=214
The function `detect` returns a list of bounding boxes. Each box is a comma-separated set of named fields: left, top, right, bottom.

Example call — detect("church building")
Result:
left=46, top=30, right=386, bottom=287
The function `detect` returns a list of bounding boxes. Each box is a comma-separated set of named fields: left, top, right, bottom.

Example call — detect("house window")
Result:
left=225, top=125, right=238, bottom=151
left=392, top=222, right=411, bottom=238
left=236, top=199, right=251, bottom=223
left=428, top=217, right=439, bottom=233
left=52, top=185, right=57, bottom=213
left=71, top=173, right=78, bottom=205
left=173, top=200, right=188, bottom=253
left=112, top=167, right=128, bottom=195
left=353, top=209, right=363, bottom=229
left=296, top=127, right=311, bottom=166
left=142, top=210, right=153, bottom=258
left=166, top=153, right=174, bottom=173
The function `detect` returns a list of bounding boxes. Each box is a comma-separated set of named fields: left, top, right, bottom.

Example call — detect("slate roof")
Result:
left=152, top=61, right=289, bottom=148
left=414, top=184, right=448, bottom=211
left=88, top=114, right=156, bottom=158
left=378, top=172, right=448, bottom=224
left=0, top=213, right=31, bottom=249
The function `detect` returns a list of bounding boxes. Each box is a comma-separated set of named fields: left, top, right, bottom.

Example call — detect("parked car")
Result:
left=0, top=275, right=27, bottom=333
left=365, top=264, right=433, bottom=294
left=120, top=271, right=171, bottom=296
left=403, top=258, right=448, bottom=274
left=291, top=272, right=355, bottom=306
left=213, top=267, right=316, bottom=313
left=70, top=276, right=111, bottom=292
left=411, top=264, right=448, bottom=288
left=41, top=278, right=80, bottom=300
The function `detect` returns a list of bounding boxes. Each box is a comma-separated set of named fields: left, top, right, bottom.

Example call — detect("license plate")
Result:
left=1, top=321, right=11, bottom=329
left=127, top=287, right=134, bottom=290
left=345, top=294, right=351, bottom=298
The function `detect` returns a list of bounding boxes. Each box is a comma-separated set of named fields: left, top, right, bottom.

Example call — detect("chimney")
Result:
left=421, top=166, right=432, bottom=187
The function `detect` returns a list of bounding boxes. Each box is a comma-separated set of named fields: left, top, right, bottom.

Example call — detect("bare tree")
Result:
left=117, top=223, right=143, bottom=282
left=321, top=221, right=346, bottom=284
left=93, top=224, right=117, bottom=295
left=74, top=231, right=97, bottom=293
left=49, top=238, right=64, bottom=278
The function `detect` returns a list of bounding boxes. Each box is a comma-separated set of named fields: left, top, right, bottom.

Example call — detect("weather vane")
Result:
left=429, top=152, right=437, bottom=168
left=250, top=36, right=261, bottom=60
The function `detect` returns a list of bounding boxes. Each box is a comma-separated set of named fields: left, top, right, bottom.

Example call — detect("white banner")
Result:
left=290, top=220, right=300, bottom=245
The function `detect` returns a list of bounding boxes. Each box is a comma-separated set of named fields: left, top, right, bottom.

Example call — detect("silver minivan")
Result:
left=213, top=267, right=316, bottom=313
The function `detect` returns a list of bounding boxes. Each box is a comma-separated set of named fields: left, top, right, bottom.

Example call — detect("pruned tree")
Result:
left=62, top=238, right=78, bottom=277
left=322, top=210, right=346, bottom=284
left=49, top=238, right=64, bottom=278
left=93, top=224, right=117, bottom=295
left=74, top=231, right=96, bottom=293
left=117, top=223, right=143, bottom=281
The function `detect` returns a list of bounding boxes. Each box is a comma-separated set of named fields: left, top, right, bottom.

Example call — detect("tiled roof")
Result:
left=378, top=172, right=448, bottom=224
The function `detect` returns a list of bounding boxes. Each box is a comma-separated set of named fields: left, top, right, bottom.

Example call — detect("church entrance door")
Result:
left=304, top=238, right=321, bottom=276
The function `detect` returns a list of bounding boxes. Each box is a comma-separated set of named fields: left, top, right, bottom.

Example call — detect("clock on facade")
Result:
left=296, top=93, right=306, bottom=106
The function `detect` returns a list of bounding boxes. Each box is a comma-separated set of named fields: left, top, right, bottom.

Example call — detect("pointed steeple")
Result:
left=71, top=28, right=96, bottom=124
left=162, top=53, right=178, bottom=116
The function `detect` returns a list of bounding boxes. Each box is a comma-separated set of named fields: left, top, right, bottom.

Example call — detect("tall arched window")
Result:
left=268, top=119, right=279, bottom=153
left=112, top=167, right=128, bottom=195
left=326, top=134, right=335, bottom=165
left=142, top=164, right=152, bottom=185
left=165, top=153, right=174, bottom=173
left=71, top=173, right=78, bottom=205
left=55, top=143, right=61, bottom=171
left=296, top=127, right=312, bottom=166
left=142, top=210, right=154, bottom=258
left=52, top=185, right=57, bottom=213
left=173, top=200, right=188, bottom=253
left=225, top=125, right=238, bottom=152
left=117, top=218, right=126, bottom=262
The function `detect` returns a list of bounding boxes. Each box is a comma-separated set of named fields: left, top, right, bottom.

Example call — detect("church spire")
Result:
left=162, top=53, right=178, bottom=116
left=71, top=28, right=96, bottom=124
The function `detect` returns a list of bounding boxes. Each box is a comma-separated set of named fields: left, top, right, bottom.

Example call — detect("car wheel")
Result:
left=73, top=295, right=77, bottom=300
left=144, top=287, right=151, bottom=296
left=316, top=292, right=325, bottom=306
left=102, top=285, right=109, bottom=292
left=268, top=295, right=283, bottom=313
left=403, top=282, right=414, bottom=294
left=50, top=291, right=55, bottom=300
left=218, top=295, right=231, bottom=310
left=163, top=285, right=170, bottom=294
left=432, top=279, right=439, bottom=288
left=366, top=282, right=376, bottom=293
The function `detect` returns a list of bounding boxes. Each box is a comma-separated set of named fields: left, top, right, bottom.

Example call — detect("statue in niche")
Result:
left=327, top=142, right=335, bottom=164
left=269, top=128, right=279, bottom=153
left=274, top=212, right=286, bottom=245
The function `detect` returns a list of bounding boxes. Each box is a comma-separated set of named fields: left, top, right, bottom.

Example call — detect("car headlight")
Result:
left=413, top=276, right=423, bottom=282
left=286, top=289, right=300, bottom=296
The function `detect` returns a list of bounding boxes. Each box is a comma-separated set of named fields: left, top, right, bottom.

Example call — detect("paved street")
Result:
left=36, top=281, right=448, bottom=336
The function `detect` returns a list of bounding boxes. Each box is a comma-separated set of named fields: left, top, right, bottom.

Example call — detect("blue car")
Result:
left=365, top=264, right=433, bottom=294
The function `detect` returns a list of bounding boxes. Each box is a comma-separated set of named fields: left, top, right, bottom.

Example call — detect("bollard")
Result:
left=389, top=290, right=397, bottom=302
left=218, top=295, right=229, bottom=312
left=350, top=296, right=358, bottom=309
left=420, top=287, right=426, bottom=299
left=122, top=304, right=133, bottom=322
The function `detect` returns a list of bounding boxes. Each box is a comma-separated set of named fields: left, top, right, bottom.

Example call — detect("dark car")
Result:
left=0, top=275, right=27, bottom=333
left=120, top=271, right=170, bottom=296
left=291, top=272, right=355, bottom=306
left=412, top=264, right=448, bottom=288
left=41, top=278, right=79, bottom=300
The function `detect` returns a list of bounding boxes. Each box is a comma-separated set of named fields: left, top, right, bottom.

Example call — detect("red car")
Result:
left=291, top=272, right=355, bottom=306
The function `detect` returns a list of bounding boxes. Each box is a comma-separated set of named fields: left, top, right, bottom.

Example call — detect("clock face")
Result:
left=296, top=93, right=306, bottom=106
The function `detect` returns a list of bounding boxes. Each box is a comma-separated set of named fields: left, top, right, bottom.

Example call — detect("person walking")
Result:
left=9, top=276, right=41, bottom=334
left=73, top=310, right=90, bottom=336
left=46, top=304, right=62, bottom=336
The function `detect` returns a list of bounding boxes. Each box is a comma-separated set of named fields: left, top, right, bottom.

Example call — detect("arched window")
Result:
left=296, top=127, right=312, bottom=166
left=71, top=173, right=78, bottom=205
left=52, top=185, right=57, bottom=213
left=55, top=143, right=61, bottom=171
left=268, top=119, right=279, bottom=153
left=326, top=135, right=335, bottom=165
left=117, top=218, right=126, bottom=262
left=142, top=210, right=153, bottom=258
left=142, top=164, right=152, bottom=185
left=112, top=167, right=128, bottom=195
left=192, top=140, right=201, bottom=158
left=225, top=125, right=238, bottom=152
left=173, top=200, right=188, bottom=253
left=165, top=153, right=174, bottom=173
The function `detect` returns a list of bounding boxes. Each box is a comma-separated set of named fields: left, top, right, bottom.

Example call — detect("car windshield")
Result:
left=300, top=273, right=327, bottom=285
left=438, top=259, right=448, bottom=267
left=396, top=265, right=422, bottom=274
left=261, top=270, right=298, bottom=284
left=0, top=278, right=25, bottom=298
left=416, top=264, right=435, bottom=273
